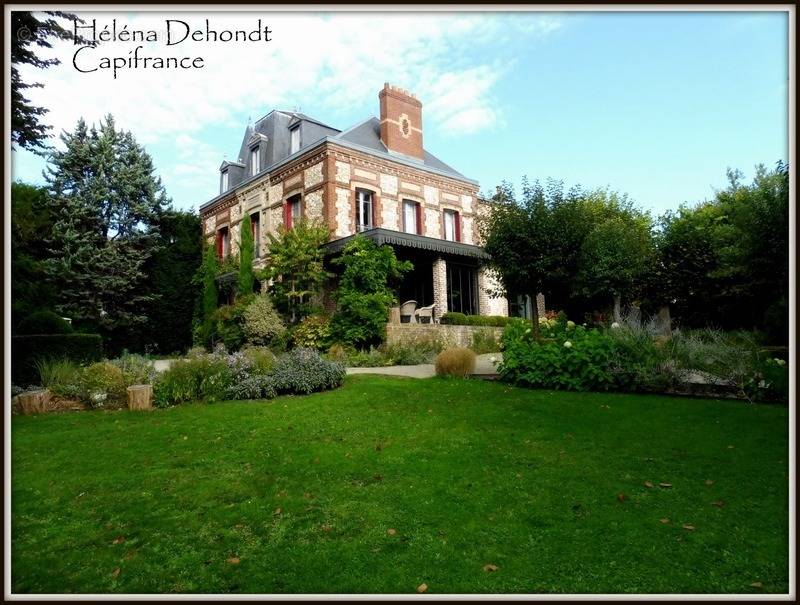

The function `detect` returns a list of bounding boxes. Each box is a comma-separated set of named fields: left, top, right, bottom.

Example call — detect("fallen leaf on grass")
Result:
left=387, top=528, right=397, bottom=536
left=227, top=557, right=240, bottom=565
left=303, top=492, right=314, bottom=500
left=112, top=536, right=125, bottom=545
left=273, top=507, right=282, bottom=516
left=111, top=567, right=120, bottom=578
left=682, top=524, right=696, bottom=531
left=659, top=518, right=670, bottom=524
left=313, top=458, right=320, bottom=464
left=483, top=564, right=499, bottom=572
left=659, top=483, right=672, bottom=488
left=704, top=479, right=715, bottom=486
left=124, top=549, right=137, bottom=560
left=617, top=493, right=626, bottom=502
left=750, top=582, right=763, bottom=588
left=644, top=481, right=654, bottom=488
left=373, top=474, right=383, bottom=481
left=417, top=583, right=428, bottom=593
left=712, top=500, right=725, bottom=508
left=321, top=524, right=333, bottom=533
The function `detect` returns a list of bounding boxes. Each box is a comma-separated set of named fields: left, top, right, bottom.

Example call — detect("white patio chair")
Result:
left=414, top=304, right=435, bottom=324
left=399, top=300, right=418, bottom=323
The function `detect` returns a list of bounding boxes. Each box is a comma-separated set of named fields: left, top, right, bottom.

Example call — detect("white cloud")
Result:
left=15, top=11, right=563, bottom=206
left=19, top=12, right=560, bottom=139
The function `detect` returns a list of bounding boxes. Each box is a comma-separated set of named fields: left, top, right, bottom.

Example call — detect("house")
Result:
left=199, top=83, right=511, bottom=320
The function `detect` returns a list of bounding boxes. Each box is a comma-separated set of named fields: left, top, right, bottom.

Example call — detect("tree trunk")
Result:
left=127, top=385, right=153, bottom=411
left=18, top=389, right=51, bottom=415
left=530, top=292, right=540, bottom=339
left=612, top=294, right=621, bottom=323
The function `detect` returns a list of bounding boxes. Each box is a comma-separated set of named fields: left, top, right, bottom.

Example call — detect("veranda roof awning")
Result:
left=322, top=228, right=488, bottom=260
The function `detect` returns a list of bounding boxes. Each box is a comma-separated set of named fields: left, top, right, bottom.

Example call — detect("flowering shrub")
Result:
left=500, top=321, right=620, bottom=391
left=501, top=316, right=787, bottom=402
left=111, top=353, right=156, bottom=386
left=242, top=295, right=286, bottom=347
left=291, top=314, right=333, bottom=350
left=222, top=375, right=277, bottom=400
left=270, top=348, right=346, bottom=395
left=80, top=362, right=128, bottom=408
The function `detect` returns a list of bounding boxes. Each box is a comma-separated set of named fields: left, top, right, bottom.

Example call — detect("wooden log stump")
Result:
left=127, top=385, right=153, bottom=411
left=18, top=389, right=51, bottom=415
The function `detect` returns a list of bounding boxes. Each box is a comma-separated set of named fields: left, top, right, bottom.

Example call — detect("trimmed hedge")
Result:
left=17, top=310, right=73, bottom=335
left=439, top=312, right=515, bottom=327
left=12, top=334, right=103, bottom=386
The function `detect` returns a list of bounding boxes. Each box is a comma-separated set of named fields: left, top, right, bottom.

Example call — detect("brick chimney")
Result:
left=379, top=83, right=423, bottom=160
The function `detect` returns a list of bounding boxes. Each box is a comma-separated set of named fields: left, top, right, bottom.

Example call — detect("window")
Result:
left=403, top=200, right=421, bottom=235
left=216, top=226, right=230, bottom=260
left=284, top=194, right=302, bottom=230
left=509, top=293, right=532, bottom=320
left=447, top=263, right=479, bottom=315
left=356, top=189, right=374, bottom=231
left=250, top=146, right=260, bottom=176
left=251, top=212, right=260, bottom=258
left=290, top=126, right=300, bottom=154
left=443, top=209, right=461, bottom=242
left=221, top=170, right=229, bottom=193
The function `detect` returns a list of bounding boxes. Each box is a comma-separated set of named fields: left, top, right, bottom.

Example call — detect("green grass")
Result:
left=12, top=376, right=788, bottom=594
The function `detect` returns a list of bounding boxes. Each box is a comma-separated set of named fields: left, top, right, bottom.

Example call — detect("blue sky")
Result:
left=12, top=10, right=788, bottom=216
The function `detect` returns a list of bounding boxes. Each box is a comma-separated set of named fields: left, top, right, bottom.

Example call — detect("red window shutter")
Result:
left=455, top=212, right=461, bottom=242
left=415, top=203, right=422, bottom=235
left=284, top=202, right=291, bottom=230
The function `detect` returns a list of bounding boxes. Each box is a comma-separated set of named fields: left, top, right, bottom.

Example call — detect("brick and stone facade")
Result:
left=200, top=83, right=512, bottom=319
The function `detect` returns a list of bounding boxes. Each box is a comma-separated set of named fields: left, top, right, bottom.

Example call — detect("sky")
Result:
left=11, top=9, right=789, bottom=216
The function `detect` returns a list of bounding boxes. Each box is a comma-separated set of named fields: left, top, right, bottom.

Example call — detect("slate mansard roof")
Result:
left=201, top=111, right=476, bottom=212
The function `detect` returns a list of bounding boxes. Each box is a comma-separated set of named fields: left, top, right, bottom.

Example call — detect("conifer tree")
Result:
left=238, top=214, right=255, bottom=296
left=44, top=115, right=169, bottom=337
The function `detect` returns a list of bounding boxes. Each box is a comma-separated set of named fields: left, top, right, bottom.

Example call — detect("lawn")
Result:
left=11, top=376, right=788, bottom=594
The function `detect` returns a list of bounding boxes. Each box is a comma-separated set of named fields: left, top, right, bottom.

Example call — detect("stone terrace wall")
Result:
left=385, top=323, right=504, bottom=349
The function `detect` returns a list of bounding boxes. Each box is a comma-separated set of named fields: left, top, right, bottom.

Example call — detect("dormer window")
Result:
left=250, top=146, right=260, bottom=176
left=221, top=170, right=229, bottom=193
left=290, top=126, right=300, bottom=154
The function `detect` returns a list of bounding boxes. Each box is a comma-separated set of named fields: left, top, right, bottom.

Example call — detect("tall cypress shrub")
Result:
left=238, top=214, right=255, bottom=296
left=198, top=245, right=219, bottom=347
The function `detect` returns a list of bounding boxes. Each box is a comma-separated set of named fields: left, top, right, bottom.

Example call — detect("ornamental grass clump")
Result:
left=435, top=347, right=476, bottom=378
left=153, top=354, right=231, bottom=407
